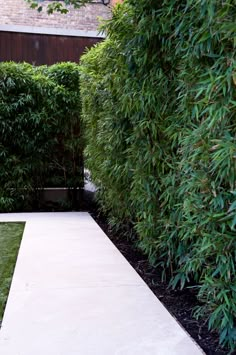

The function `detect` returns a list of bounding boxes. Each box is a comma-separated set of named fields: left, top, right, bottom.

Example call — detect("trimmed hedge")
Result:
left=80, top=0, right=236, bottom=350
left=42, top=63, right=83, bottom=192
left=0, top=62, right=83, bottom=211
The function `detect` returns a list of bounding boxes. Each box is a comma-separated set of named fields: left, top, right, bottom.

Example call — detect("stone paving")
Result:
left=0, top=212, right=204, bottom=355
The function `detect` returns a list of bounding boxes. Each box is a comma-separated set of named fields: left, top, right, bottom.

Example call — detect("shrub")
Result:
left=0, top=62, right=83, bottom=211
left=42, top=63, right=83, bottom=193
left=80, top=0, right=236, bottom=349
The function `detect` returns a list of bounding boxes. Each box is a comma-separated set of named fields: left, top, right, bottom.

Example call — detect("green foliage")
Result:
left=42, top=63, right=83, bottom=191
left=80, top=0, right=236, bottom=350
left=25, top=0, right=92, bottom=14
left=0, top=62, right=83, bottom=211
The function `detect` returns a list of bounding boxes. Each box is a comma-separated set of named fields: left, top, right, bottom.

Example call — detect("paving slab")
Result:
left=0, top=212, right=204, bottom=355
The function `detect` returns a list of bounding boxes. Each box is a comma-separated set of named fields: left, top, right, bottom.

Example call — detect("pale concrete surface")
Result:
left=0, top=25, right=105, bottom=38
left=0, top=213, right=204, bottom=355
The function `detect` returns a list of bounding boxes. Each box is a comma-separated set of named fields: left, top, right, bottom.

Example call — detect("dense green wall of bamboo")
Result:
left=80, top=0, right=236, bottom=349
left=0, top=62, right=82, bottom=211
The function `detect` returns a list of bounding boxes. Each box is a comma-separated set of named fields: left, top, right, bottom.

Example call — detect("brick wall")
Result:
left=110, top=0, right=123, bottom=5
left=0, top=0, right=111, bottom=32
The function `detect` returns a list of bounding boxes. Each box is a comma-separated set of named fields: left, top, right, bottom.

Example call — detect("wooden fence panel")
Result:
left=0, top=31, right=100, bottom=65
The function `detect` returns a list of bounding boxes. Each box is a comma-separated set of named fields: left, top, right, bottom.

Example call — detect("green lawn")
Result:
left=0, top=222, right=25, bottom=323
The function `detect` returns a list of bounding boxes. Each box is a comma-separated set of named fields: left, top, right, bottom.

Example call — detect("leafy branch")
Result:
left=25, top=0, right=92, bottom=14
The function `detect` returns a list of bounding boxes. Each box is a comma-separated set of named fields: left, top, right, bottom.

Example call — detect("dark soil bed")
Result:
left=86, top=201, right=234, bottom=355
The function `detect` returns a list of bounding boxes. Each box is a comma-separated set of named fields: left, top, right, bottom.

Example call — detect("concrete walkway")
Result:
left=0, top=212, right=203, bottom=355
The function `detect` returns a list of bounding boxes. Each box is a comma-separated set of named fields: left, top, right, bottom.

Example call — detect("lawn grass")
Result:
left=0, top=222, right=25, bottom=323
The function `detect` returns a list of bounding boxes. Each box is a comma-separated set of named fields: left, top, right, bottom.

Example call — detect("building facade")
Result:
left=0, top=0, right=112, bottom=34
left=0, top=0, right=120, bottom=64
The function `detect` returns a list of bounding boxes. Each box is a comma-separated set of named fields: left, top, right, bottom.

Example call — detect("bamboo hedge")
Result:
left=0, top=62, right=83, bottom=211
left=80, top=0, right=236, bottom=349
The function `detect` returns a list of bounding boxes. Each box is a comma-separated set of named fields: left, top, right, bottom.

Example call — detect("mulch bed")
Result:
left=86, top=201, right=234, bottom=355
